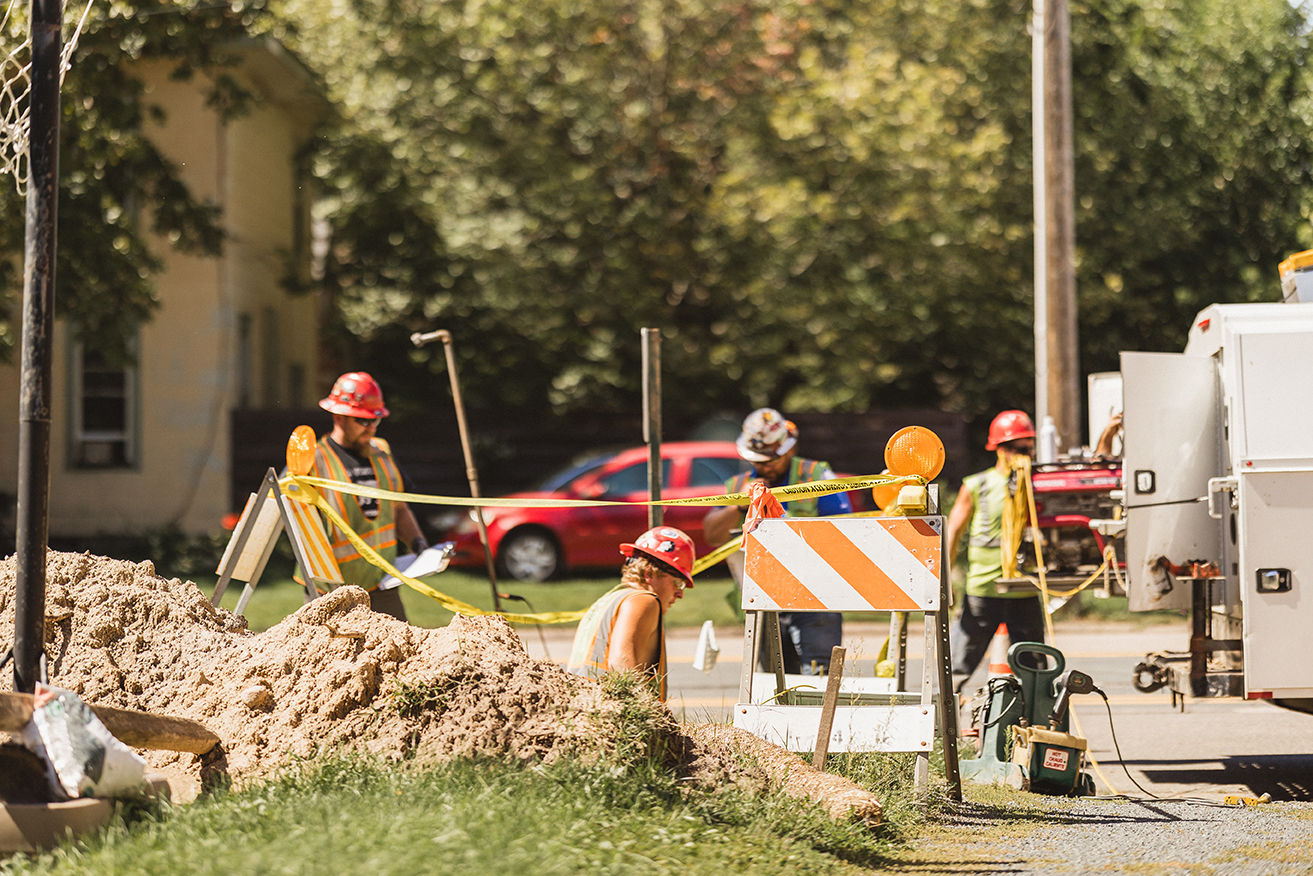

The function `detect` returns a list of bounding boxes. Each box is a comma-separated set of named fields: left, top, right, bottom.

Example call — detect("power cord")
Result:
left=1087, top=686, right=1242, bottom=808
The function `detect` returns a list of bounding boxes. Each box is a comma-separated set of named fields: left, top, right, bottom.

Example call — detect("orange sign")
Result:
left=742, top=518, right=941, bottom=612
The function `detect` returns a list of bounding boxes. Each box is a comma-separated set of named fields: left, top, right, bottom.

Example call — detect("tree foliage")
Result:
left=0, top=0, right=267, bottom=361
left=279, top=0, right=1313, bottom=431
left=5, top=0, right=1311, bottom=438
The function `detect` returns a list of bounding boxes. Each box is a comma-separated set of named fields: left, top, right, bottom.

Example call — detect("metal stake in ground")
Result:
left=411, top=330, right=502, bottom=613
left=14, top=0, right=62, bottom=695
left=642, top=328, right=662, bottom=528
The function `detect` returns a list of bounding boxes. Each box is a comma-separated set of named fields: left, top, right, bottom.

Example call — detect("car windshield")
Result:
left=532, top=452, right=616, bottom=492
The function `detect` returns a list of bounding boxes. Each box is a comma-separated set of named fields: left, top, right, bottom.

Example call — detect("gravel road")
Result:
left=900, top=794, right=1313, bottom=875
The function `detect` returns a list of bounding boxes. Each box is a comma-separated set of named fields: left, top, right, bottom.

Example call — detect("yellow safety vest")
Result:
left=726, top=457, right=827, bottom=517
left=295, top=435, right=404, bottom=591
left=567, top=587, right=667, bottom=700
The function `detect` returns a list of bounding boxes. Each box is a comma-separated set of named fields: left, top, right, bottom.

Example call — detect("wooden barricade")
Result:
left=734, top=491, right=961, bottom=798
left=211, top=468, right=343, bottom=615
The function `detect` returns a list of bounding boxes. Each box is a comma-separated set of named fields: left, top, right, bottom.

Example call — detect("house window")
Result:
left=72, top=343, right=136, bottom=469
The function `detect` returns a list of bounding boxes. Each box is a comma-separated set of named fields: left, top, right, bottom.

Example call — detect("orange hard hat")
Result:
left=620, top=526, right=696, bottom=587
left=986, top=410, right=1036, bottom=451
left=320, top=372, right=389, bottom=419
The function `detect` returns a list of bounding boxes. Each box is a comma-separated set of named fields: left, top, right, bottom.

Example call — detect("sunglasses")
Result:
left=349, top=415, right=381, bottom=426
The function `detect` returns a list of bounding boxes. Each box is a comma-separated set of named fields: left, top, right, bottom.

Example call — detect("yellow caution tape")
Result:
left=1223, top=794, right=1271, bottom=806
left=284, top=481, right=588, bottom=625
left=278, top=472, right=927, bottom=623
left=691, top=536, right=744, bottom=577
left=285, top=472, right=923, bottom=510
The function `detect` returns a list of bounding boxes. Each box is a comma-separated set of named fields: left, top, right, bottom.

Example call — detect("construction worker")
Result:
left=567, top=526, right=694, bottom=701
left=703, top=408, right=851, bottom=675
left=947, top=409, right=1045, bottom=691
left=297, top=372, right=427, bottom=622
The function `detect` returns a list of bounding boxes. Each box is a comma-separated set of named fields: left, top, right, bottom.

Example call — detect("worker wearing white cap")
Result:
left=704, top=408, right=850, bottom=675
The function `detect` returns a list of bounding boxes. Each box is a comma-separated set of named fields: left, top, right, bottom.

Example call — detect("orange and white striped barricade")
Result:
left=734, top=501, right=960, bottom=796
left=212, top=468, right=343, bottom=615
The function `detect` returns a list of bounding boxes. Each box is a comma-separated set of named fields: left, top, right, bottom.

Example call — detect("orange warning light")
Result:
left=286, top=425, right=317, bottom=476
left=884, top=426, right=945, bottom=481
left=871, top=469, right=902, bottom=511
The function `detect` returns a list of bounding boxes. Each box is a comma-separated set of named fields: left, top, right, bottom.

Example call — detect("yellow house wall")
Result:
left=0, top=46, right=321, bottom=538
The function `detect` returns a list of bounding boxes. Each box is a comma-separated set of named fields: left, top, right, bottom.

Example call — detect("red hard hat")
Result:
left=986, top=410, right=1036, bottom=451
left=620, top=526, right=696, bottom=587
left=320, top=372, right=389, bottom=419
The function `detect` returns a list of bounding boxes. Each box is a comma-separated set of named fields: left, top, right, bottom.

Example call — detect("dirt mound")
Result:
left=0, top=552, right=634, bottom=797
left=0, top=552, right=881, bottom=822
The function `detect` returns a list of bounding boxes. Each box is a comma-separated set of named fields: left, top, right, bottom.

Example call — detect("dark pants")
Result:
left=369, top=586, right=409, bottom=622
left=756, top=612, right=843, bottom=675
left=950, top=595, right=1045, bottom=685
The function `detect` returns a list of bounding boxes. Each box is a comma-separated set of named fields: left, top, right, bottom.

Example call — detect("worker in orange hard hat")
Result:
left=704, top=408, right=851, bottom=675
left=946, top=410, right=1044, bottom=692
left=567, top=526, right=695, bottom=700
left=294, top=372, right=428, bottom=621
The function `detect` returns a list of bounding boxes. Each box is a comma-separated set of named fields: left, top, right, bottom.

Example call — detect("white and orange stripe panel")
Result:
left=742, top=518, right=941, bottom=612
left=280, top=495, right=345, bottom=585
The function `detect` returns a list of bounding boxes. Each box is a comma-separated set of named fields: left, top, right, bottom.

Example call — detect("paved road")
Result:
left=520, top=616, right=1313, bottom=803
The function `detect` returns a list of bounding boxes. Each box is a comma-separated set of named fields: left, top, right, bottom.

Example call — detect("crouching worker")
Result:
left=567, top=526, right=695, bottom=701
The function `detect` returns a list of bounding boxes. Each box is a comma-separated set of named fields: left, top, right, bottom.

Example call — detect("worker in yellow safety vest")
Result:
left=703, top=408, right=851, bottom=675
left=567, top=526, right=695, bottom=701
left=947, top=409, right=1044, bottom=690
left=295, top=372, right=427, bottom=621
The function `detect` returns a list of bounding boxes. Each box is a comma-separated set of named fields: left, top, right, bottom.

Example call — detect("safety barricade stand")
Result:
left=210, top=468, right=344, bottom=616
left=734, top=489, right=961, bottom=799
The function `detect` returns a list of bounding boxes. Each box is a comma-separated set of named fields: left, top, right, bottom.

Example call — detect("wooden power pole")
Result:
left=1033, top=0, right=1080, bottom=457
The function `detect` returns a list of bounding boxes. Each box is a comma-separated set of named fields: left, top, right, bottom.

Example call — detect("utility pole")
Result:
left=1033, top=0, right=1079, bottom=458
left=15, top=0, right=62, bottom=693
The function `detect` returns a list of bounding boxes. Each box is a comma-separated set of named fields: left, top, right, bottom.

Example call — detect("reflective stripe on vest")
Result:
left=567, top=587, right=667, bottom=700
left=726, top=457, right=824, bottom=517
left=305, top=436, right=403, bottom=590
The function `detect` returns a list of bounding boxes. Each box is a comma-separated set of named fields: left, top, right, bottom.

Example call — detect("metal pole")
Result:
left=641, top=328, right=662, bottom=528
left=14, top=0, right=62, bottom=694
left=410, top=330, right=502, bottom=613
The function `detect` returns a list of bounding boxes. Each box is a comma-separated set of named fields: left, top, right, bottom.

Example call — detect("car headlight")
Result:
left=452, top=509, right=480, bottom=535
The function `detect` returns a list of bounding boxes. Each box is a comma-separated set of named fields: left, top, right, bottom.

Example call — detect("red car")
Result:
left=443, top=441, right=751, bottom=581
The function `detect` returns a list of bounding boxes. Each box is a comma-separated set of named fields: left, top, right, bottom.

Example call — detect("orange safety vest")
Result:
left=295, top=435, right=404, bottom=591
left=567, top=587, right=667, bottom=700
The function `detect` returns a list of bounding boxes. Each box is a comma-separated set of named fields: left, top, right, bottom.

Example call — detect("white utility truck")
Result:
left=1115, top=252, right=1313, bottom=714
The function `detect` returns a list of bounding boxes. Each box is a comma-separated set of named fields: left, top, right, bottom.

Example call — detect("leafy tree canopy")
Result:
left=0, top=0, right=268, bottom=362
left=4, top=0, right=1311, bottom=441
left=275, top=0, right=1313, bottom=432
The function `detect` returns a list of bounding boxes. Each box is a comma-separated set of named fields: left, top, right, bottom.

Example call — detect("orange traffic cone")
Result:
left=987, top=624, right=1012, bottom=677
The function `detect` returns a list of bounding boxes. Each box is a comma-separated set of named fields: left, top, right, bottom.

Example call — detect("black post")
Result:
left=641, top=328, right=662, bottom=528
left=14, top=0, right=62, bottom=693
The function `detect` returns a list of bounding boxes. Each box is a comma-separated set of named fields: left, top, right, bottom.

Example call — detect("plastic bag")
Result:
left=20, top=683, right=147, bottom=799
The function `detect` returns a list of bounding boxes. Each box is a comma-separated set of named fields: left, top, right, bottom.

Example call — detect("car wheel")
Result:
left=498, top=529, right=561, bottom=582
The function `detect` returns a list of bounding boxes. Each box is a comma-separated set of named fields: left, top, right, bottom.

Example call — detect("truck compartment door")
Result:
left=1121, top=352, right=1221, bottom=611
left=1238, top=471, right=1313, bottom=695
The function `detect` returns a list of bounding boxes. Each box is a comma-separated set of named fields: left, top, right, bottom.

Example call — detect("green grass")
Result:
left=1, top=752, right=923, bottom=876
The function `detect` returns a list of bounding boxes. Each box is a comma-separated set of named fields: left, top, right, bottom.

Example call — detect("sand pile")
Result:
left=0, top=551, right=640, bottom=796
left=0, top=551, right=882, bottom=822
